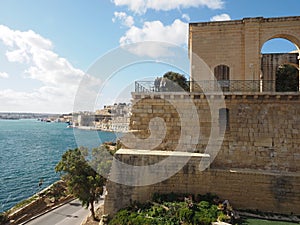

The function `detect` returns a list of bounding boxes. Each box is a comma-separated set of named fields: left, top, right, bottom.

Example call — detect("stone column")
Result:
left=243, top=17, right=262, bottom=81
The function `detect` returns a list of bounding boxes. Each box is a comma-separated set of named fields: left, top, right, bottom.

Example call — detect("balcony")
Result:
left=135, top=80, right=299, bottom=93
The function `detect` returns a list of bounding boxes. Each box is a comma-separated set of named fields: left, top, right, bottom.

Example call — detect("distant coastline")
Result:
left=0, top=112, right=60, bottom=120
left=72, top=125, right=128, bottom=133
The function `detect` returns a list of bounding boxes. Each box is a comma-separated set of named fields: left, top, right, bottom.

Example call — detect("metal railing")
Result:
left=135, top=80, right=189, bottom=93
left=135, top=80, right=287, bottom=93
left=190, top=80, right=275, bottom=93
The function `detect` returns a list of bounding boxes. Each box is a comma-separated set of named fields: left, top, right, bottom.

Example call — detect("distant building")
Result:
left=97, top=103, right=131, bottom=132
left=75, top=103, right=131, bottom=132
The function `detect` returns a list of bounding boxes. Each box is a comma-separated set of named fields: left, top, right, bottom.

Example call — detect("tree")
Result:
left=163, top=71, right=190, bottom=92
left=90, top=143, right=118, bottom=178
left=55, top=147, right=105, bottom=221
left=276, top=64, right=299, bottom=92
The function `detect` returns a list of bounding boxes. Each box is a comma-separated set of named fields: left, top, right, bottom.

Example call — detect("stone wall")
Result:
left=128, top=92, right=300, bottom=172
left=104, top=92, right=300, bottom=216
left=213, top=93, right=300, bottom=172
left=104, top=150, right=300, bottom=216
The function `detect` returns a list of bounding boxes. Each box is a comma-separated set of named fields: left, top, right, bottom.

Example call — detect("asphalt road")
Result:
left=25, top=199, right=104, bottom=225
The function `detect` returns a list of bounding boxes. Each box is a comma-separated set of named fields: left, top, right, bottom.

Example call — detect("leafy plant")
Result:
left=109, top=193, right=223, bottom=225
left=276, top=64, right=298, bottom=92
left=163, top=71, right=190, bottom=92
left=55, top=147, right=105, bottom=221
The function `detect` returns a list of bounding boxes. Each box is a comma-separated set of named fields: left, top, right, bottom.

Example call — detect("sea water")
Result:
left=0, top=119, right=118, bottom=212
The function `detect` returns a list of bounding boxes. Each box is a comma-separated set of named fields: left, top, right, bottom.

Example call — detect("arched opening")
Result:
left=260, top=38, right=299, bottom=92
left=214, top=65, right=230, bottom=91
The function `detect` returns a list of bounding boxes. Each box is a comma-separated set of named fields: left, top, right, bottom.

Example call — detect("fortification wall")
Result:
left=128, top=92, right=300, bottom=172
left=104, top=92, right=300, bottom=216
left=104, top=150, right=300, bottom=216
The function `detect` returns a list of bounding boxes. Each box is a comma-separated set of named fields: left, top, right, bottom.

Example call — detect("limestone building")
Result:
left=104, top=16, right=300, bottom=217
left=189, top=16, right=300, bottom=86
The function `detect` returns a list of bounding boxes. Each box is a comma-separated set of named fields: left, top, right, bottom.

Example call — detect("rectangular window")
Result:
left=219, top=108, right=229, bottom=133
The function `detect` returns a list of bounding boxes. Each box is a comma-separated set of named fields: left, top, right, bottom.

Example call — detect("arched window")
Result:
left=214, top=65, right=230, bottom=80
left=214, top=65, right=230, bottom=91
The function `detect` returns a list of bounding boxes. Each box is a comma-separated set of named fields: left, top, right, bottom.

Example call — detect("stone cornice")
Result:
left=132, top=92, right=300, bottom=101
left=190, top=16, right=300, bottom=27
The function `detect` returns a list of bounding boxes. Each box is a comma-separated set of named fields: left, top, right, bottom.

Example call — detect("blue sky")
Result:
left=0, top=0, right=299, bottom=113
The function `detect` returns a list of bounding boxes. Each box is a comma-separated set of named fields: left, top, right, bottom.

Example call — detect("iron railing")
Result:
left=135, top=80, right=189, bottom=93
left=135, top=80, right=291, bottom=93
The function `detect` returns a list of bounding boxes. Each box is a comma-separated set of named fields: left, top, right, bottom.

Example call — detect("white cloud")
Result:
left=112, top=11, right=135, bottom=27
left=119, top=19, right=188, bottom=57
left=120, top=19, right=188, bottom=46
left=0, top=72, right=9, bottom=79
left=0, top=25, right=83, bottom=87
left=182, top=14, right=191, bottom=22
left=113, top=0, right=147, bottom=14
left=210, top=13, right=231, bottom=21
left=113, top=0, right=224, bottom=14
left=0, top=25, right=101, bottom=113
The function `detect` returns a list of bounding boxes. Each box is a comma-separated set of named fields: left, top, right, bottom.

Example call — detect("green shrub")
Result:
left=109, top=209, right=130, bottom=225
left=178, top=207, right=194, bottom=223
left=109, top=193, right=223, bottom=225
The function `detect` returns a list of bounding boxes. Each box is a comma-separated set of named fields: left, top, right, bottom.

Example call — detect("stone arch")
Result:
left=284, top=62, right=299, bottom=70
left=260, top=34, right=300, bottom=52
left=260, top=35, right=300, bottom=91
